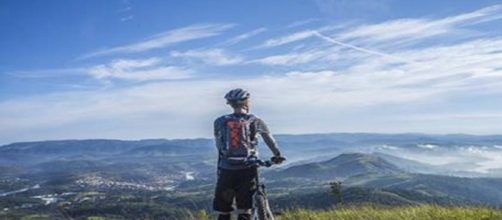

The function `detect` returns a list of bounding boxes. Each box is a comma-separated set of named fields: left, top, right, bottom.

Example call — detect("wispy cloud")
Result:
left=253, top=30, right=409, bottom=66
left=4, top=4, right=502, bottom=143
left=0, top=73, right=439, bottom=143
left=337, top=4, right=502, bottom=46
left=170, top=48, right=244, bottom=66
left=314, top=31, right=413, bottom=63
left=5, top=68, right=87, bottom=79
left=80, top=23, right=234, bottom=59
left=258, top=30, right=316, bottom=48
left=286, top=18, right=319, bottom=28
left=253, top=49, right=325, bottom=65
left=87, top=57, right=191, bottom=81
left=120, top=15, right=134, bottom=22
left=255, top=25, right=346, bottom=49
left=256, top=4, right=502, bottom=51
left=117, top=0, right=134, bottom=22
left=247, top=6, right=502, bottom=114
left=223, top=27, right=267, bottom=46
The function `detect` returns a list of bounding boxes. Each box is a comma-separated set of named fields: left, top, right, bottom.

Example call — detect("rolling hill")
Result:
left=271, top=153, right=402, bottom=180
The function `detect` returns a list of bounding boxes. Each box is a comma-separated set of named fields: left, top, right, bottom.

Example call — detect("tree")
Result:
left=329, top=181, right=343, bottom=204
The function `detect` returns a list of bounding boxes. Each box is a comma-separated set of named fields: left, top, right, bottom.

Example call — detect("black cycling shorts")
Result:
left=213, top=167, right=258, bottom=212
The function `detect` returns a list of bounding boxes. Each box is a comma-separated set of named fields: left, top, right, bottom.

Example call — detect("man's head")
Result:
left=224, top=88, right=250, bottom=112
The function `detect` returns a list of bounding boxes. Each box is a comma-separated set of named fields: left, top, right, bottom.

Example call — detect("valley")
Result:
left=1, top=133, right=502, bottom=219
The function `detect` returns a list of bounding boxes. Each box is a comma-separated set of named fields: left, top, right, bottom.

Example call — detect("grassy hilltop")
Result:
left=278, top=205, right=502, bottom=220
left=10, top=205, right=502, bottom=220
left=192, top=205, right=502, bottom=220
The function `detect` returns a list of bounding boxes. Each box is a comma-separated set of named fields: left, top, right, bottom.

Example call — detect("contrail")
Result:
left=313, top=31, right=416, bottom=64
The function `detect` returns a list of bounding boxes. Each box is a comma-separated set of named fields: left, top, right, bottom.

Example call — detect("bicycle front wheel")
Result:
left=254, top=188, right=274, bottom=220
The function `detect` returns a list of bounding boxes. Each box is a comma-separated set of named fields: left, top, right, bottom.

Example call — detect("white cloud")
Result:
left=0, top=80, right=229, bottom=144
left=254, top=5, right=502, bottom=55
left=254, top=24, right=353, bottom=49
left=252, top=5, right=502, bottom=92
left=224, top=27, right=267, bottom=45
left=170, top=48, right=244, bottom=66
left=4, top=4, right=502, bottom=143
left=5, top=68, right=87, bottom=79
left=253, top=49, right=325, bottom=65
left=253, top=35, right=502, bottom=108
left=0, top=73, right=438, bottom=144
left=87, top=57, right=191, bottom=81
left=259, top=30, right=317, bottom=48
left=286, top=18, right=319, bottom=28
left=337, top=4, right=502, bottom=45
left=80, top=23, right=234, bottom=59
left=2, top=49, right=502, bottom=143
left=459, top=147, right=502, bottom=173
left=253, top=31, right=409, bottom=66
left=314, top=31, right=411, bottom=62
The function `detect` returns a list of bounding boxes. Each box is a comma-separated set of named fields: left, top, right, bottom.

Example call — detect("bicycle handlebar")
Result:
left=244, top=156, right=275, bottom=167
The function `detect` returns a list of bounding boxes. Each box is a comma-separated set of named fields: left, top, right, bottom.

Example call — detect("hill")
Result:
left=266, top=152, right=502, bottom=207
left=271, top=153, right=402, bottom=180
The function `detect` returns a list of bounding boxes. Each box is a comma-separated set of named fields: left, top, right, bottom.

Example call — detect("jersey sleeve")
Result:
left=254, top=118, right=281, bottom=156
left=254, top=118, right=270, bottom=133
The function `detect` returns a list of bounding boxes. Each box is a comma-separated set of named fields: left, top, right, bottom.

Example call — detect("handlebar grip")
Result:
left=263, top=161, right=273, bottom=167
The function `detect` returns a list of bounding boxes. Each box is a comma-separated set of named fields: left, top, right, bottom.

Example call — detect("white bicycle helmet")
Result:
left=224, top=88, right=250, bottom=104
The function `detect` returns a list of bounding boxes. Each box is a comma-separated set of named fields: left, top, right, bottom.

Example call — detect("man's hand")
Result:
left=271, top=155, right=286, bottom=164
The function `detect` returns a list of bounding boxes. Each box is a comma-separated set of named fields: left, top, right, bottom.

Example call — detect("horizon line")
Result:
left=3, top=131, right=502, bottom=146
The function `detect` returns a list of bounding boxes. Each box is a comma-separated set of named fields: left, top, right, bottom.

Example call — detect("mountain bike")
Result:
left=245, top=156, right=277, bottom=220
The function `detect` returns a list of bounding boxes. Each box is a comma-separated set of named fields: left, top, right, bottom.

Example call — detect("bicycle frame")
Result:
left=245, top=157, right=275, bottom=220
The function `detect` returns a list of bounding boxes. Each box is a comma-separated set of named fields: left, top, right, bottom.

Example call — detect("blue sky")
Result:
left=1, top=0, right=502, bottom=144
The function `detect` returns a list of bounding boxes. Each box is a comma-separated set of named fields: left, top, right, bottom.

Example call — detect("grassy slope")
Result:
left=6, top=205, right=500, bottom=219
left=277, top=205, right=502, bottom=220
left=192, top=205, right=502, bottom=220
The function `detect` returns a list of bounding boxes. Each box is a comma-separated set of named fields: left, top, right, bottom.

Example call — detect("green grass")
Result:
left=277, top=205, right=502, bottom=220
left=4, top=205, right=501, bottom=220
left=19, top=215, right=50, bottom=220
left=190, top=205, right=502, bottom=220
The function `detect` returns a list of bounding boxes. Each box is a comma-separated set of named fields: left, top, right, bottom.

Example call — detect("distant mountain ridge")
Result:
left=3, top=132, right=502, bottom=177
left=0, top=138, right=213, bottom=152
left=5, top=132, right=502, bottom=149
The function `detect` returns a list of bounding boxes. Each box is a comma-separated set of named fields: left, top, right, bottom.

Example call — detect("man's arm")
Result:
left=254, top=118, right=281, bottom=157
left=261, top=132, right=281, bottom=156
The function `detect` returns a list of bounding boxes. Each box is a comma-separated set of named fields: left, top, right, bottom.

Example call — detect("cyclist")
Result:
left=213, top=88, right=286, bottom=220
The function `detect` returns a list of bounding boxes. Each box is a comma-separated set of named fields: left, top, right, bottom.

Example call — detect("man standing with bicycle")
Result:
left=213, top=88, right=286, bottom=220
